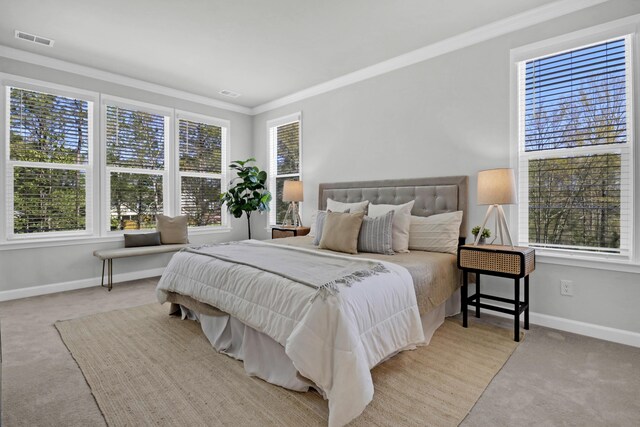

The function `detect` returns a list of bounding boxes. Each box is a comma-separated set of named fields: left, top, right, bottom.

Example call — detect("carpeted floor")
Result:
left=55, top=304, right=519, bottom=426
left=1, top=278, right=639, bottom=426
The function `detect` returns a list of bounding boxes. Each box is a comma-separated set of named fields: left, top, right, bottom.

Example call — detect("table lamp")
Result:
left=282, top=180, right=303, bottom=227
left=475, top=168, right=517, bottom=248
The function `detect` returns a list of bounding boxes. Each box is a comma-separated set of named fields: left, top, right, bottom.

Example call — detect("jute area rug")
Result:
left=56, top=304, right=520, bottom=426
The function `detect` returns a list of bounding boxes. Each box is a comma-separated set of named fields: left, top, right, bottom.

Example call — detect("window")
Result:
left=105, top=101, right=169, bottom=231
left=1, top=76, right=231, bottom=245
left=516, top=36, right=633, bottom=257
left=268, top=113, right=302, bottom=225
left=7, top=86, right=93, bottom=237
left=177, top=114, right=228, bottom=227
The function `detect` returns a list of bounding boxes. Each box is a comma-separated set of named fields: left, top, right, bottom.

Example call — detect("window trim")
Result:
left=2, top=77, right=99, bottom=241
left=175, top=110, right=230, bottom=229
left=509, top=18, right=640, bottom=270
left=0, top=72, right=232, bottom=249
left=266, top=112, right=302, bottom=226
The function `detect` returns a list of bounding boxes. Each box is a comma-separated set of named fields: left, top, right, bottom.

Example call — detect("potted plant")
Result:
left=220, top=158, right=272, bottom=239
left=471, top=226, right=491, bottom=244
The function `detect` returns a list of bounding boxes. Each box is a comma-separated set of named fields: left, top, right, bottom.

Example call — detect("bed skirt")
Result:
left=171, top=289, right=461, bottom=394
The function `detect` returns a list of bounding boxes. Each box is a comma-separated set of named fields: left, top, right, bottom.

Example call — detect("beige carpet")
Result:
left=55, top=303, right=520, bottom=426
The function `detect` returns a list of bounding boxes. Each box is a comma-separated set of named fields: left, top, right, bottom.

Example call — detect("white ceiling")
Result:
left=1, top=0, right=562, bottom=108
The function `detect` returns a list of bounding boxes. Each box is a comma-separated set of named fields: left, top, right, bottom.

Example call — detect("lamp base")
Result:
left=282, top=201, right=303, bottom=227
left=474, top=204, right=514, bottom=248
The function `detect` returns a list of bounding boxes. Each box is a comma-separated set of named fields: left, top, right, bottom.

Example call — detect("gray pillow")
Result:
left=357, top=211, right=395, bottom=255
left=124, top=232, right=161, bottom=248
left=312, top=211, right=328, bottom=246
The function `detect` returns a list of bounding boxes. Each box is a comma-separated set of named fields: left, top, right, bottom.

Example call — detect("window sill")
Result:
left=188, top=226, right=232, bottom=235
left=0, top=227, right=232, bottom=251
left=536, top=250, right=640, bottom=274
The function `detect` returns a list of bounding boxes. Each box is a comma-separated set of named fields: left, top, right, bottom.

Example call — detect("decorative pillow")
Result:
left=312, top=211, right=328, bottom=245
left=357, top=211, right=395, bottom=255
left=312, top=209, right=349, bottom=245
left=156, top=214, right=189, bottom=244
left=408, top=211, right=463, bottom=255
left=319, top=211, right=365, bottom=254
left=368, top=200, right=415, bottom=253
left=326, top=198, right=369, bottom=214
left=309, top=210, right=320, bottom=237
left=124, top=231, right=161, bottom=248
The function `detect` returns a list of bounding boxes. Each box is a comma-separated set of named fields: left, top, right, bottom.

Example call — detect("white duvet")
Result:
left=156, top=240, right=425, bottom=426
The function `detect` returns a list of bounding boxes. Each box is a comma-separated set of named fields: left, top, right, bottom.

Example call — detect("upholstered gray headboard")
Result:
left=318, top=176, right=469, bottom=238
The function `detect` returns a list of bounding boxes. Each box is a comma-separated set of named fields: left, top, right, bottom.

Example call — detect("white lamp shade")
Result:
left=282, top=180, right=303, bottom=202
left=477, top=168, right=516, bottom=205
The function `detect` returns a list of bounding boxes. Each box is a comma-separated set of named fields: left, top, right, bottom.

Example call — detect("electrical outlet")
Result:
left=560, top=280, right=573, bottom=296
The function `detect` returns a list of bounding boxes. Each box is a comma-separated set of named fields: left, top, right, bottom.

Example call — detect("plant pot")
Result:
left=472, top=235, right=486, bottom=244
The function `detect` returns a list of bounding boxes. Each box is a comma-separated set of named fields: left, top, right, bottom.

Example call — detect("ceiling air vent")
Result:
left=15, top=30, right=54, bottom=47
left=219, top=89, right=240, bottom=98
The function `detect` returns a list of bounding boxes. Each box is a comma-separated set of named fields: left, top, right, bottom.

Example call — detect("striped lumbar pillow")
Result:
left=357, top=210, right=395, bottom=255
left=408, top=211, right=463, bottom=255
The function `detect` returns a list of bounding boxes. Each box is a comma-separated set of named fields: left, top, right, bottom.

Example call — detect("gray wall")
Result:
left=0, top=57, right=253, bottom=293
left=252, top=0, right=640, bottom=334
left=2, top=1, right=639, bottom=334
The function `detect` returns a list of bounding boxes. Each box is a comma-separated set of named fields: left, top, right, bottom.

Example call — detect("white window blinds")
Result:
left=106, top=104, right=168, bottom=230
left=8, top=87, right=92, bottom=235
left=268, top=114, right=301, bottom=225
left=517, top=37, right=632, bottom=255
left=178, top=118, right=227, bottom=227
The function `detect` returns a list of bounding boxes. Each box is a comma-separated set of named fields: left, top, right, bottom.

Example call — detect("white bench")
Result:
left=93, top=244, right=189, bottom=291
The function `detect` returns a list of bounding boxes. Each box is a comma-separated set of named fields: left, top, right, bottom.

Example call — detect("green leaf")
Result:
left=220, top=157, right=271, bottom=220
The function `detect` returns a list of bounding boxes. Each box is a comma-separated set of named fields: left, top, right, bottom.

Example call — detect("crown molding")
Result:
left=251, top=0, right=608, bottom=115
left=0, top=0, right=609, bottom=116
left=0, top=44, right=253, bottom=115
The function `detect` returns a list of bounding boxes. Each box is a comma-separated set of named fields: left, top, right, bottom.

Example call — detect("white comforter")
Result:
left=156, top=240, right=425, bottom=426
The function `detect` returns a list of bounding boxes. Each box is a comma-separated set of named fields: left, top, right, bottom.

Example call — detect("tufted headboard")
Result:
left=318, top=176, right=468, bottom=239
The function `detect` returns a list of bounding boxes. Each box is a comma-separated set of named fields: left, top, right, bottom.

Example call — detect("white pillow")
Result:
left=368, top=200, right=415, bottom=253
left=326, top=198, right=369, bottom=214
left=408, top=211, right=463, bottom=255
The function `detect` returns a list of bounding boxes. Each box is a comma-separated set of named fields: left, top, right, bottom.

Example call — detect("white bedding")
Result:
left=156, top=240, right=425, bottom=427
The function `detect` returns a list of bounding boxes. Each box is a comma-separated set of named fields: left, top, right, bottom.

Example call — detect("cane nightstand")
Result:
left=457, top=244, right=535, bottom=342
left=271, top=226, right=311, bottom=239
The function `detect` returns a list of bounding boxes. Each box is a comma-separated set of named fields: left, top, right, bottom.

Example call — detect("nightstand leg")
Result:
left=462, top=270, right=468, bottom=328
left=514, top=278, right=520, bottom=342
left=475, top=274, right=481, bottom=318
left=524, top=275, right=530, bottom=330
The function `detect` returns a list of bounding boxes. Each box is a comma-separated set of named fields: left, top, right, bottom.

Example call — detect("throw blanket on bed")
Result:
left=184, top=241, right=389, bottom=300
left=157, top=239, right=424, bottom=427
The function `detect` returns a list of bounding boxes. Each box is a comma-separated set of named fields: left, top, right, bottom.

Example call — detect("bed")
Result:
left=156, top=176, right=468, bottom=426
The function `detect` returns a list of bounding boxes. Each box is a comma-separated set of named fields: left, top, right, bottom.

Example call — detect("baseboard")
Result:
left=486, top=308, right=640, bottom=348
left=0, top=267, right=165, bottom=302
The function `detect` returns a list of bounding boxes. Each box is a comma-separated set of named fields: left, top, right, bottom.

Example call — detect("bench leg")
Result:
left=108, top=259, right=113, bottom=292
left=100, top=260, right=106, bottom=288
